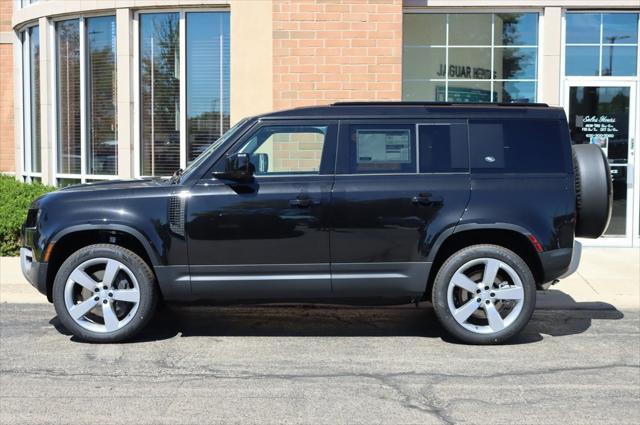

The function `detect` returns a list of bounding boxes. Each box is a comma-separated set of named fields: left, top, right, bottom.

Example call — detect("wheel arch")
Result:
left=424, top=225, right=544, bottom=300
left=44, top=225, right=159, bottom=302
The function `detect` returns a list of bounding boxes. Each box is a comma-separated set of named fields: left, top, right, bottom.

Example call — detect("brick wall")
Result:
left=0, top=0, right=15, bottom=174
left=273, top=0, right=402, bottom=110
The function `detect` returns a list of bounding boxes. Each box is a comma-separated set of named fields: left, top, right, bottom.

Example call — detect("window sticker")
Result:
left=356, top=129, right=411, bottom=164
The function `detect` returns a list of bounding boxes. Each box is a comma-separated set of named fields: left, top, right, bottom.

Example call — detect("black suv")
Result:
left=21, top=102, right=612, bottom=344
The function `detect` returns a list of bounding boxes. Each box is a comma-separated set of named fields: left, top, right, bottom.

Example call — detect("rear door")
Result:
left=330, top=119, right=471, bottom=297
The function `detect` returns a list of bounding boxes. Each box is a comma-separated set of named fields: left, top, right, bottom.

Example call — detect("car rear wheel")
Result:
left=52, top=244, right=158, bottom=343
left=432, top=244, right=536, bottom=345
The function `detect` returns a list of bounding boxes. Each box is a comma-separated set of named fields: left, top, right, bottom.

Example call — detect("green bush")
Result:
left=0, top=175, right=55, bottom=256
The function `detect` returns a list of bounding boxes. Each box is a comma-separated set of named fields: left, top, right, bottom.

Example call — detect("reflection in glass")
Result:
left=601, top=46, right=637, bottom=76
left=140, top=13, right=180, bottom=176
left=186, top=12, right=230, bottom=163
left=566, top=13, right=601, bottom=44
left=494, top=47, right=537, bottom=79
left=607, top=166, right=628, bottom=236
left=402, top=80, right=443, bottom=101
left=603, top=13, right=638, bottom=45
left=448, top=48, right=492, bottom=79
left=565, top=46, right=600, bottom=76
left=56, top=19, right=81, bottom=175
left=402, top=47, right=445, bottom=79
left=448, top=14, right=492, bottom=46
left=494, top=13, right=538, bottom=46
left=493, top=81, right=536, bottom=103
left=86, top=16, right=117, bottom=175
left=447, top=81, right=492, bottom=102
left=403, top=14, right=445, bottom=46
left=26, top=26, right=41, bottom=173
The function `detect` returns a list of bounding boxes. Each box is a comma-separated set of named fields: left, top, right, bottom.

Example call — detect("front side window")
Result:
left=56, top=16, right=117, bottom=183
left=346, top=125, right=416, bottom=174
left=139, top=11, right=230, bottom=177
left=22, top=25, right=41, bottom=180
left=403, top=12, right=539, bottom=103
left=565, top=13, right=638, bottom=76
left=238, top=126, right=327, bottom=175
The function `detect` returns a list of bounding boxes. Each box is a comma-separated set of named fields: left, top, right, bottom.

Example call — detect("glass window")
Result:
left=56, top=19, right=81, bottom=175
left=140, top=11, right=231, bottom=177
left=565, top=13, right=639, bottom=77
left=239, top=126, right=327, bottom=175
left=22, top=25, right=41, bottom=177
left=186, top=12, right=230, bottom=163
left=469, top=119, right=566, bottom=173
left=86, top=16, right=117, bottom=175
left=347, top=125, right=416, bottom=174
left=140, top=13, right=180, bottom=177
left=494, top=81, right=536, bottom=103
left=418, top=124, right=468, bottom=173
left=402, top=12, right=539, bottom=103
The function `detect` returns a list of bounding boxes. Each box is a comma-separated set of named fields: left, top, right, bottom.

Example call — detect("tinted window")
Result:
left=347, top=125, right=416, bottom=174
left=419, top=124, right=469, bottom=173
left=469, top=119, right=565, bottom=173
left=239, top=126, right=327, bottom=175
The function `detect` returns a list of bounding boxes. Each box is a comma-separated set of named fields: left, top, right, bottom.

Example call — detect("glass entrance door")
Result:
left=565, top=83, right=637, bottom=245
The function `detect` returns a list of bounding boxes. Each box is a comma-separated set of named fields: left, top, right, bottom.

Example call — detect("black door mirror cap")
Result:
left=214, top=152, right=254, bottom=181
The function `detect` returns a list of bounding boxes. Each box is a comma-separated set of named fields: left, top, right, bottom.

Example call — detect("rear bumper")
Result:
left=538, top=241, right=581, bottom=286
left=20, top=247, right=48, bottom=297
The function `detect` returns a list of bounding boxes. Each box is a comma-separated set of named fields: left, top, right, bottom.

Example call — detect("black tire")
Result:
left=52, top=244, right=158, bottom=343
left=573, top=144, right=613, bottom=238
left=431, top=244, right=536, bottom=345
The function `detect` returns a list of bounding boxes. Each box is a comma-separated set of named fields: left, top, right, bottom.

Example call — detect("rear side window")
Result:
left=469, top=119, right=566, bottom=173
left=418, top=124, right=469, bottom=173
left=347, top=124, right=416, bottom=174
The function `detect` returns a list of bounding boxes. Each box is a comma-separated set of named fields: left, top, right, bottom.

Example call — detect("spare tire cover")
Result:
left=573, top=144, right=613, bottom=238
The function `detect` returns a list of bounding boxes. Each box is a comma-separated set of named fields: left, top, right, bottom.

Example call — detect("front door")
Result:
left=330, top=120, right=471, bottom=298
left=565, top=83, right=637, bottom=246
left=186, top=121, right=337, bottom=299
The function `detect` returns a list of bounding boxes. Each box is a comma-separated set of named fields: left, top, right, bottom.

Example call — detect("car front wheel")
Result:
left=431, top=244, right=536, bottom=345
left=52, top=244, right=158, bottom=343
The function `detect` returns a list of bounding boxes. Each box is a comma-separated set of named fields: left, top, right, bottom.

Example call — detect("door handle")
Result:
left=411, top=193, right=444, bottom=207
left=289, top=197, right=316, bottom=208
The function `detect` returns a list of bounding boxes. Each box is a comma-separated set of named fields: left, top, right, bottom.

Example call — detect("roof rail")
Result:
left=331, top=101, right=550, bottom=107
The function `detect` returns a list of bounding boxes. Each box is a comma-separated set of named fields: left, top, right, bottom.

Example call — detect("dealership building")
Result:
left=0, top=0, right=638, bottom=246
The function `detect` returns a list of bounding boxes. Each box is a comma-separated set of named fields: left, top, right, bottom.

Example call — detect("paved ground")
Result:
left=1, top=247, right=639, bottom=424
left=1, top=303, right=639, bottom=424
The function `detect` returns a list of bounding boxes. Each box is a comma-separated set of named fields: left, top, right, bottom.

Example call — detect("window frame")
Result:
left=20, top=23, right=42, bottom=183
left=401, top=8, right=544, bottom=103
left=49, top=13, right=119, bottom=186
left=561, top=11, right=640, bottom=79
left=133, top=8, right=231, bottom=179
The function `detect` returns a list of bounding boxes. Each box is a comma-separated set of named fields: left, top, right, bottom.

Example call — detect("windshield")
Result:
left=179, top=118, right=251, bottom=181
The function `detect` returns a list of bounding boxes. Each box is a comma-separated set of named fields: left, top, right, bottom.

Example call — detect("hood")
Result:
left=57, top=178, right=170, bottom=192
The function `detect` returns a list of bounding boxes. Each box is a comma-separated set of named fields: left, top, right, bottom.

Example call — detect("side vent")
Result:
left=168, top=195, right=185, bottom=237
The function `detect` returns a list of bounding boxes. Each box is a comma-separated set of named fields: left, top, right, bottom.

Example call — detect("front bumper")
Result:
left=20, top=247, right=48, bottom=297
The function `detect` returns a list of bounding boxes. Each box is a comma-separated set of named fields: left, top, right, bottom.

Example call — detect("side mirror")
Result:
left=216, top=152, right=253, bottom=180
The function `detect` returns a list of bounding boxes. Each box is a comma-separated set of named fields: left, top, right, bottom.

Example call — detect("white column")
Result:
left=38, top=16, right=53, bottom=185
left=540, top=7, right=562, bottom=107
left=116, top=8, right=133, bottom=179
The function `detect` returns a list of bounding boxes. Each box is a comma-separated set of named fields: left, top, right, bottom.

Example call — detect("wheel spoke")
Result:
left=482, top=259, right=501, bottom=287
left=453, top=299, right=480, bottom=323
left=485, top=303, right=505, bottom=332
left=69, top=297, right=98, bottom=320
left=69, top=269, right=98, bottom=291
left=102, top=302, right=119, bottom=332
left=102, top=260, right=121, bottom=288
left=493, top=286, right=524, bottom=301
left=111, top=289, right=140, bottom=303
left=451, top=272, right=478, bottom=293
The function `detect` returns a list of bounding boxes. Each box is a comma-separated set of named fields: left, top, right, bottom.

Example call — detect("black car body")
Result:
left=20, top=102, right=612, bottom=344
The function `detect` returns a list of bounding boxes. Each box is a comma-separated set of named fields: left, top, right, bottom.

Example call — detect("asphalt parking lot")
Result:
left=1, top=302, right=639, bottom=424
